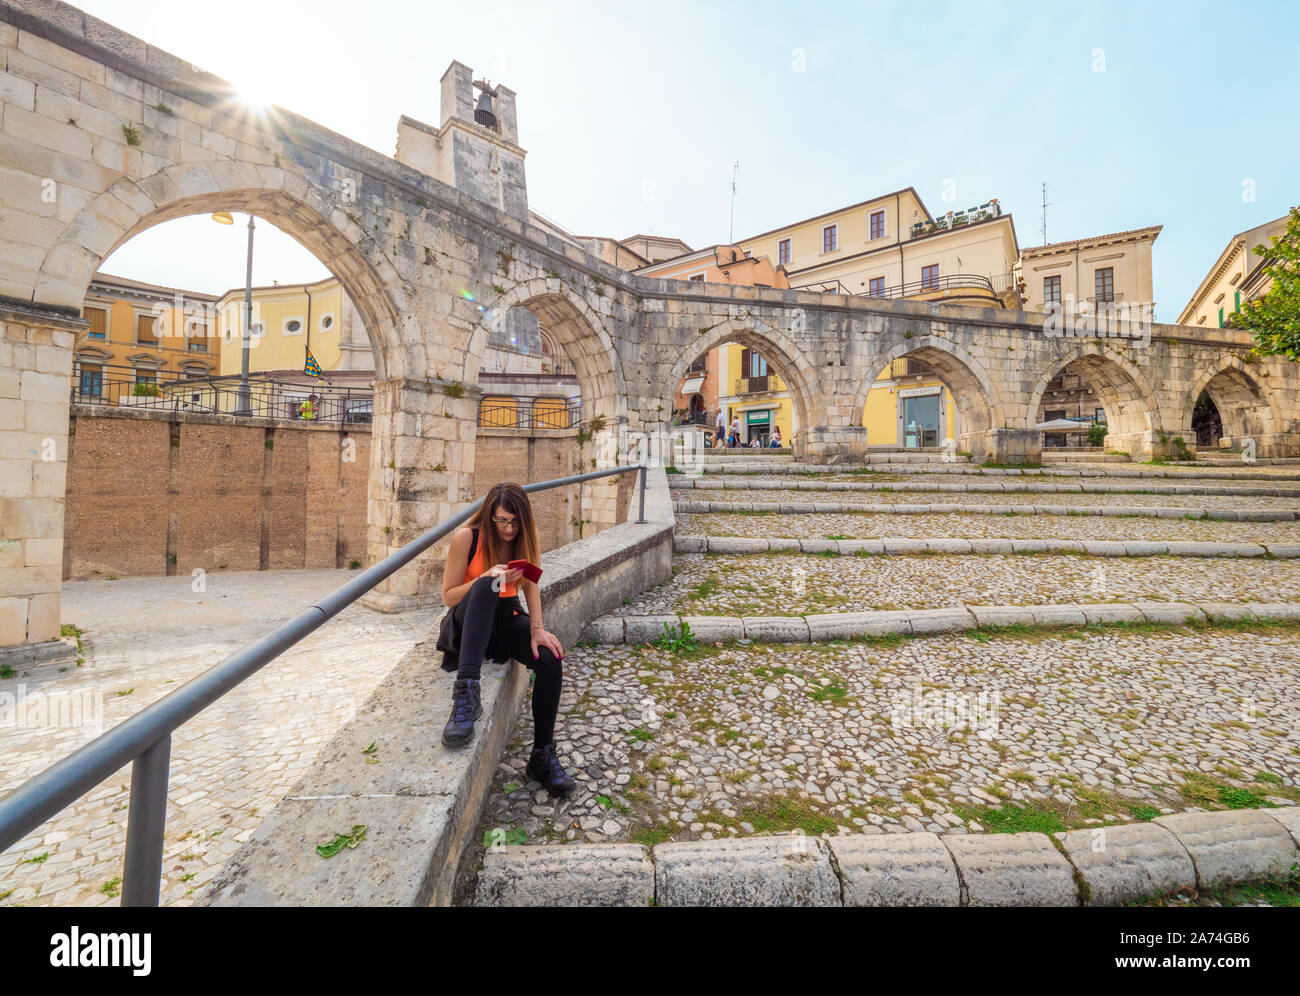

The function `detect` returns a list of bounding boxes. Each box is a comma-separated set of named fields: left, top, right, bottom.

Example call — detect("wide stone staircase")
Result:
left=467, top=456, right=1300, bottom=906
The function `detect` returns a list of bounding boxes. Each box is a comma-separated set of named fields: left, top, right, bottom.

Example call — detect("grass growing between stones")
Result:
left=739, top=793, right=839, bottom=836
left=1128, top=863, right=1300, bottom=907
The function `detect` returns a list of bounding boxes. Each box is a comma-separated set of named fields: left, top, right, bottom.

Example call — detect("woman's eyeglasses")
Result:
left=491, top=516, right=518, bottom=528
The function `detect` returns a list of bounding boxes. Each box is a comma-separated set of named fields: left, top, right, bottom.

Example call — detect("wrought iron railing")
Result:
left=477, top=396, right=582, bottom=430
left=865, top=273, right=998, bottom=301
left=70, top=364, right=374, bottom=424
left=0, top=463, right=649, bottom=906
left=792, top=279, right=851, bottom=296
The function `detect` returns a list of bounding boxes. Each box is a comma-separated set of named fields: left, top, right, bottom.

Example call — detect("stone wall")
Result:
left=62, top=410, right=620, bottom=580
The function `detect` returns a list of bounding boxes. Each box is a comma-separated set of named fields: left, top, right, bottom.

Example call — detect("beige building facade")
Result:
left=1019, top=226, right=1161, bottom=317
left=1178, top=214, right=1291, bottom=329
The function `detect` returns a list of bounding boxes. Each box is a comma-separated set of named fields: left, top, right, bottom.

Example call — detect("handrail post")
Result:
left=120, top=734, right=172, bottom=907
left=637, top=462, right=647, bottom=523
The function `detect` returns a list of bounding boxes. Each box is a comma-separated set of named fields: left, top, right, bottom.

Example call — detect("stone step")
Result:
left=472, top=809, right=1300, bottom=907
left=674, top=535, right=1300, bottom=558
left=1176, top=457, right=1300, bottom=467
left=670, top=476, right=1300, bottom=497
left=1042, top=452, right=1131, bottom=463
left=681, top=464, right=1300, bottom=482
left=580, top=600, right=1300, bottom=644
left=672, top=499, right=1299, bottom=521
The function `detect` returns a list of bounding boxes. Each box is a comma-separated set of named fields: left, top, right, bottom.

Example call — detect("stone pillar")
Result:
left=0, top=306, right=80, bottom=667
left=795, top=425, right=869, bottom=462
left=359, top=377, right=480, bottom=613
left=983, top=428, right=1042, bottom=465
left=580, top=416, right=631, bottom=535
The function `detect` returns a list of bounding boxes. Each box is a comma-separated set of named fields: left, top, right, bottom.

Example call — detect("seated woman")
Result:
left=438, top=482, right=574, bottom=796
left=770, top=427, right=783, bottom=448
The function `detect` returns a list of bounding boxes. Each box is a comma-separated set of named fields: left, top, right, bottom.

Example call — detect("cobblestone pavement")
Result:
left=605, top=553, right=1300, bottom=617
left=681, top=487, right=1300, bottom=512
left=475, top=627, right=1300, bottom=849
left=0, top=569, right=427, bottom=907
left=676, top=511, right=1300, bottom=544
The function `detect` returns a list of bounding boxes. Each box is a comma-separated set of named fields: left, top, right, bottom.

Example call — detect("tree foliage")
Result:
left=1227, top=207, right=1300, bottom=361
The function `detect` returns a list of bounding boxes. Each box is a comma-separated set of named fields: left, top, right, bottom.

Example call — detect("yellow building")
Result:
left=76, top=273, right=222, bottom=403
left=214, top=275, right=369, bottom=376
left=718, top=342, right=792, bottom=446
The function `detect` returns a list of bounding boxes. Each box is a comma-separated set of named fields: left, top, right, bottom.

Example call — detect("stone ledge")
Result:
left=574, top=601, right=1300, bottom=645
left=673, top=535, right=1288, bottom=559
left=467, top=807, right=1300, bottom=906
left=1152, top=809, right=1299, bottom=891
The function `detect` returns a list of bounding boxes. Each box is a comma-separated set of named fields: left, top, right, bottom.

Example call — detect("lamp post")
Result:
left=211, top=211, right=254, bottom=415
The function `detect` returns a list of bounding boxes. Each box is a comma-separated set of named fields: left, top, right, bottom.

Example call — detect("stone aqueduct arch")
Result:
left=4, top=0, right=1300, bottom=655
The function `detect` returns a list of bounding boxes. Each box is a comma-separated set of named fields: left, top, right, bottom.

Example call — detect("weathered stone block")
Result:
left=941, top=832, right=1079, bottom=906
left=1153, top=810, right=1298, bottom=891
left=1056, top=823, right=1195, bottom=906
left=654, top=836, right=841, bottom=906
left=475, top=844, right=654, bottom=907
left=831, top=832, right=960, bottom=906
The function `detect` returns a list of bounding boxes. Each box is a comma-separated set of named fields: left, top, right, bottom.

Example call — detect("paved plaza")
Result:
left=0, top=570, right=426, bottom=907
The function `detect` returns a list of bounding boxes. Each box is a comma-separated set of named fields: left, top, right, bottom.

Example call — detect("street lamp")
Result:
left=212, top=210, right=255, bottom=415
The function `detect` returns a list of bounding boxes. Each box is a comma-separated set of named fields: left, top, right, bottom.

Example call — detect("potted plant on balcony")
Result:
left=119, top=381, right=163, bottom=405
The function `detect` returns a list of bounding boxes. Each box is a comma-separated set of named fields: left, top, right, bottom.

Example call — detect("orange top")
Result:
left=463, top=528, right=517, bottom=598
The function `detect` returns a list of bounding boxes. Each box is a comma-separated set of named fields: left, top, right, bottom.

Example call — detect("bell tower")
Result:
left=395, top=61, right=528, bottom=221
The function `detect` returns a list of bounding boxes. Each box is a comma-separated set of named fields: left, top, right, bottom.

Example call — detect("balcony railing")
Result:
left=863, top=273, right=999, bottom=301
left=910, top=200, right=1002, bottom=238
left=478, top=396, right=583, bottom=430
left=733, top=374, right=773, bottom=394
left=70, top=364, right=374, bottom=424
left=888, top=357, right=935, bottom=379
left=792, top=279, right=851, bottom=296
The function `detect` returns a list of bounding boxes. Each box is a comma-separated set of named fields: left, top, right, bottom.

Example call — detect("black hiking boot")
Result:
left=441, top=678, right=482, bottom=747
left=526, top=741, right=576, bottom=797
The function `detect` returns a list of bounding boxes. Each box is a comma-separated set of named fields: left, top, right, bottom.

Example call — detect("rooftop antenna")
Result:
left=729, top=161, right=740, bottom=243
left=1040, top=181, right=1052, bottom=246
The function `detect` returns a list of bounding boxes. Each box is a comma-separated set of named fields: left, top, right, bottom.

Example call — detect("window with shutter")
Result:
left=86, top=307, right=107, bottom=339
left=136, top=313, right=158, bottom=345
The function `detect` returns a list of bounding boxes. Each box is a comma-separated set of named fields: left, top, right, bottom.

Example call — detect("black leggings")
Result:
left=453, top=575, right=562, bottom=749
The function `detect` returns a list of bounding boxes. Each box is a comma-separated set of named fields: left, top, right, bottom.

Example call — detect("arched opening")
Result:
left=1192, top=391, right=1223, bottom=447
left=1185, top=362, right=1278, bottom=451
left=664, top=320, right=818, bottom=453
left=858, top=340, right=999, bottom=459
left=1027, top=347, right=1155, bottom=456
left=46, top=171, right=415, bottom=585
left=465, top=282, right=626, bottom=542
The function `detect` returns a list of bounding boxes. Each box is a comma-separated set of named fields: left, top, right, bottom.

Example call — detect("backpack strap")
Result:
left=467, top=526, right=479, bottom=567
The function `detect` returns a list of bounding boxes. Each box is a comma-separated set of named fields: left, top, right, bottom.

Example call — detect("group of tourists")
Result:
left=712, top=409, right=782, bottom=448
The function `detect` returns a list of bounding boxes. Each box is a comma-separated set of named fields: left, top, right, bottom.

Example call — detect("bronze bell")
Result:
left=474, top=90, right=497, bottom=129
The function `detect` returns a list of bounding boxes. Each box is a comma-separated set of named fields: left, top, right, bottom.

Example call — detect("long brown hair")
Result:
left=470, top=482, right=540, bottom=572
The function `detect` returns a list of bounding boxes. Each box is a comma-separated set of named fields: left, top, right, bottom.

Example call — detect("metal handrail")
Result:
left=0, top=462, right=648, bottom=906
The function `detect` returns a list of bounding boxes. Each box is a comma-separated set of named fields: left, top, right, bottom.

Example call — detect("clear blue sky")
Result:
left=83, top=0, right=1299, bottom=321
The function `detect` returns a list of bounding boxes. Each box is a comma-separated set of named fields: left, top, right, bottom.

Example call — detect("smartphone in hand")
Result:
left=507, top=558, right=542, bottom=583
